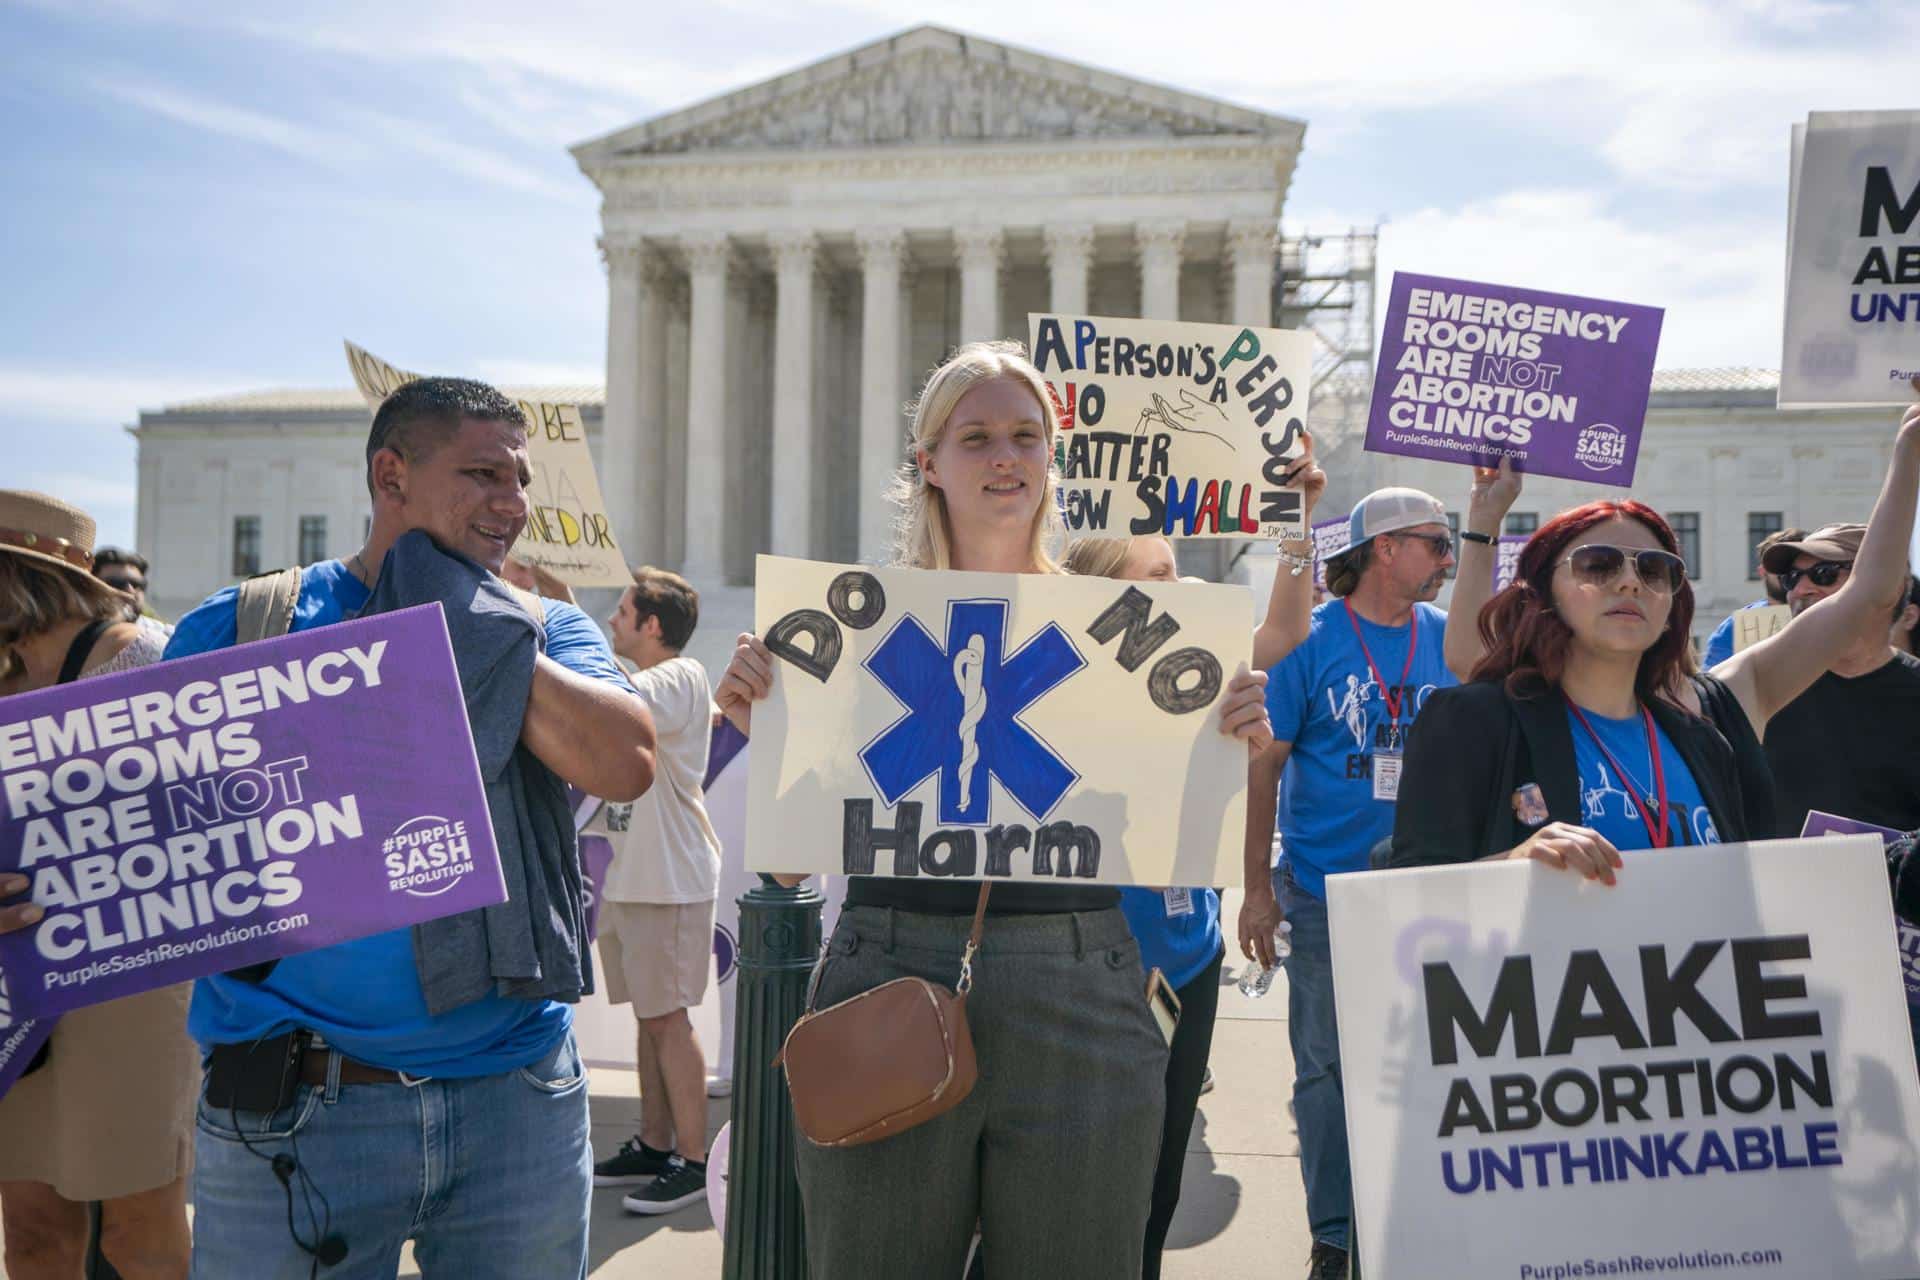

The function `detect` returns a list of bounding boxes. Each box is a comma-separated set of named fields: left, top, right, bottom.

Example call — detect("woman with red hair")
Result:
left=1390, top=500, right=1750, bottom=874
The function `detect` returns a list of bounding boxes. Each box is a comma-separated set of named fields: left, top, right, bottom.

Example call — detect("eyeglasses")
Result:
left=1558, top=544, right=1688, bottom=594
left=1777, top=561, right=1852, bottom=592
left=98, top=575, right=145, bottom=592
left=1391, top=531, right=1454, bottom=558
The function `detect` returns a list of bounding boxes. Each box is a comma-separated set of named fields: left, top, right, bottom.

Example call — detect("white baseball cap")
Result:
left=1336, top=486, right=1448, bottom=553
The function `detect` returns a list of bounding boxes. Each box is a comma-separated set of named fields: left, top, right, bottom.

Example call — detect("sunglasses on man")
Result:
left=1776, top=561, right=1852, bottom=592
left=1557, top=544, right=1688, bottom=594
left=1390, top=531, right=1454, bottom=557
left=98, top=574, right=146, bottom=592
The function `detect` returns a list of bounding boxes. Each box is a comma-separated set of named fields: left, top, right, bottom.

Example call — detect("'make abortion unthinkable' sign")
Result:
left=1329, top=837, right=1920, bottom=1280
left=0, top=605, right=505, bottom=1022
left=1365, top=273, right=1664, bottom=487
left=745, top=556, right=1250, bottom=886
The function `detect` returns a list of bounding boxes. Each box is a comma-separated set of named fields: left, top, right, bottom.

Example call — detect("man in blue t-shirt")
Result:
left=1241, top=486, right=1460, bottom=1280
left=169, top=378, right=656, bottom=1279
left=1701, top=526, right=1804, bottom=667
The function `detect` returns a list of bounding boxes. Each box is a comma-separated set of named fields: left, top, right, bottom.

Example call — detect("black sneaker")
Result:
left=593, top=1136, right=670, bottom=1187
left=622, top=1155, right=709, bottom=1215
left=1306, top=1241, right=1350, bottom=1280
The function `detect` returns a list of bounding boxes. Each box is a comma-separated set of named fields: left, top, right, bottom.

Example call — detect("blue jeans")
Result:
left=1277, top=864, right=1350, bottom=1251
left=190, top=1032, right=591, bottom=1279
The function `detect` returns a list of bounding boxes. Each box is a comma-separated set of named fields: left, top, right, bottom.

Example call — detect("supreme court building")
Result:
left=129, top=26, right=1901, bottom=673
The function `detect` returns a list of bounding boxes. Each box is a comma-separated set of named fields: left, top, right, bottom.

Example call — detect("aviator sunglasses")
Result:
left=1776, top=561, right=1852, bottom=592
left=1557, top=544, right=1688, bottom=594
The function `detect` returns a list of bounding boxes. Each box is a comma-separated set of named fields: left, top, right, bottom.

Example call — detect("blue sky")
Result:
left=3, top=0, right=1910, bottom=547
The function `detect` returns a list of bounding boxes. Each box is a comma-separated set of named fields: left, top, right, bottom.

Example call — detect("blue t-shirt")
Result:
left=164, top=560, right=633, bottom=1077
left=1566, top=704, right=1721, bottom=851
left=1118, top=887, right=1223, bottom=991
left=1266, top=599, right=1455, bottom=898
left=1702, top=600, right=1772, bottom=668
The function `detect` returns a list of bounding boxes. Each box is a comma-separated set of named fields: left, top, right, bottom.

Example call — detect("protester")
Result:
left=1699, top=527, right=1806, bottom=667
left=589, top=567, right=723, bottom=1216
left=0, top=491, right=195, bottom=1280
left=1447, top=406, right=1920, bottom=842
left=1239, top=467, right=1512, bottom=1280
left=159, top=378, right=656, bottom=1279
left=92, top=545, right=156, bottom=617
left=1891, top=574, right=1920, bottom=657
left=715, top=340, right=1273, bottom=1278
left=1392, top=499, right=1753, bottom=876
left=1061, top=423, right=1323, bottom=1280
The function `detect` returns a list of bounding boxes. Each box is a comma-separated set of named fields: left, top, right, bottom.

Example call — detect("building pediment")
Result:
left=572, top=25, right=1302, bottom=167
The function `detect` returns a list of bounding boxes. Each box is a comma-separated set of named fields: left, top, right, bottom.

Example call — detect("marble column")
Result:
left=1226, top=219, right=1277, bottom=327
left=681, top=232, right=731, bottom=584
left=857, top=228, right=907, bottom=561
left=769, top=231, right=817, bottom=558
left=633, top=255, right=671, bottom=563
left=955, top=226, right=1004, bottom=343
left=1043, top=223, right=1094, bottom=316
left=598, top=237, right=645, bottom=564
left=1137, top=219, right=1186, bottom=321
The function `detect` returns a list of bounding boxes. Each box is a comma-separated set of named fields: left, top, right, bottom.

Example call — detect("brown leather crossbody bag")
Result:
left=775, top=881, right=990, bottom=1148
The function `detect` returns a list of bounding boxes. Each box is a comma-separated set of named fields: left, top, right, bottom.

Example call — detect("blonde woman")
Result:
left=0, top=491, right=195, bottom=1280
left=717, top=342, right=1273, bottom=1277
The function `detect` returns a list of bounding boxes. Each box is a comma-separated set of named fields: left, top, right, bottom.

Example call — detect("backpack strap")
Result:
left=57, top=618, right=116, bottom=685
left=235, top=567, right=303, bottom=644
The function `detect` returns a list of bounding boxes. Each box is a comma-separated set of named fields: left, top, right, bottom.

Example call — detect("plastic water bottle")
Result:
left=1237, top=921, right=1293, bottom=999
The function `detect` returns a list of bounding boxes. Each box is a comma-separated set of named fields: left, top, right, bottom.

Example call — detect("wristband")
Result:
left=1460, top=530, right=1496, bottom=546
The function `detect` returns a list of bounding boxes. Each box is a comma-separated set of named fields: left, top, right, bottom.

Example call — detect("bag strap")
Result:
left=235, top=567, right=302, bottom=644
left=57, top=618, right=114, bottom=685
left=957, top=880, right=991, bottom=997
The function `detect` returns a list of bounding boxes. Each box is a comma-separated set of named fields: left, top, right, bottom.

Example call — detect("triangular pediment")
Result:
left=572, top=25, right=1301, bottom=165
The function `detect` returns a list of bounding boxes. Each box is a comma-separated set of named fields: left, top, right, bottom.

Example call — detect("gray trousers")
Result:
left=794, top=904, right=1168, bottom=1278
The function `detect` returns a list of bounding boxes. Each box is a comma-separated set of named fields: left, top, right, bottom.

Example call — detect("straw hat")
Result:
left=0, top=490, right=101, bottom=581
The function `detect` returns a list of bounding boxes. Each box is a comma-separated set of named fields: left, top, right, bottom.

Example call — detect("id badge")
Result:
left=1372, top=749, right=1404, bottom=802
left=1163, top=886, right=1195, bottom=917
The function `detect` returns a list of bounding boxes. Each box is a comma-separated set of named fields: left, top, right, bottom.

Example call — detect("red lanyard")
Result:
left=1564, top=697, right=1670, bottom=849
left=1342, top=600, right=1419, bottom=726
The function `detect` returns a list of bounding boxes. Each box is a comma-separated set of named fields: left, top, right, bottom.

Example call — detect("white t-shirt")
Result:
left=598, top=655, right=723, bottom=904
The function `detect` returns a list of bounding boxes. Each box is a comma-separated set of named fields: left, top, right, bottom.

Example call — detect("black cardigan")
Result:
left=1389, top=677, right=1752, bottom=868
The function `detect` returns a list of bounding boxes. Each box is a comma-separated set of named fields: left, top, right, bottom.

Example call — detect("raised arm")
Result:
left=1712, top=402, right=1920, bottom=734
left=1252, top=433, right=1329, bottom=670
left=1443, top=460, right=1523, bottom=681
left=522, top=654, right=657, bottom=801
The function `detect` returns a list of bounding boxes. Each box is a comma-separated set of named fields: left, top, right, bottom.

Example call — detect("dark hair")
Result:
left=92, top=547, right=149, bottom=575
left=1470, top=500, right=1696, bottom=705
left=365, top=377, right=527, bottom=495
left=628, top=566, right=699, bottom=650
left=1325, top=539, right=1374, bottom=598
left=1897, top=575, right=1920, bottom=642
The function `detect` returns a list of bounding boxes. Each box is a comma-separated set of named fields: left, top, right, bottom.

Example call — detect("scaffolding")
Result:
left=1275, top=226, right=1379, bottom=449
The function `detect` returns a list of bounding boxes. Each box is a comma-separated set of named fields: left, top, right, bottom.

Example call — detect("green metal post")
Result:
left=722, top=878, right=823, bottom=1280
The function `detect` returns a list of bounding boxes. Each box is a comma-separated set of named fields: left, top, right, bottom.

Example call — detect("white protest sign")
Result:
left=745, top=556, right=1249, bottom=886
left=343, top=341, right=630, bottom=587
left=1734, top=604, right=1793, bottom=652
left=1328, top=837, right=1920, bottom=1280
left=1782, top=111, right=1920, bottom=407
left=1028, top=314, right=1312, bottom=540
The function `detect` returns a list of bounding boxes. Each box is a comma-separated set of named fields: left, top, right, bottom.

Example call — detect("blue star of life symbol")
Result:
left=859, top=598, right=1085, bottom=827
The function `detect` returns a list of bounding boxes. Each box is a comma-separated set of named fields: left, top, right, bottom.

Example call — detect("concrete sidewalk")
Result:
left=3, top=895, right=1312, bottom=1279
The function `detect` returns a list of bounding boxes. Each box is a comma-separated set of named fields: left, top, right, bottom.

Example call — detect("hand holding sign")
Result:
left=0, top=872, right=38, bottom=933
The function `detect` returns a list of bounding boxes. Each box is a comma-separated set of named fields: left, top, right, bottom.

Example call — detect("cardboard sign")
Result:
left=1328, top=837, right=1920, bottom=1279
left=1801, top=811, right=1920, bottom=1017
left=1365, top=273, right=1664, bottom=486
left=1782, top=111, right=1920, bottom=407
left=1733, top=603, right=1793, bottom=652
left=745, top=556, right=1249, bottom=885
left=1028, top=314, right=1313, bottom=539
left=344, top=341, right=630, bottom=587
left=0, top=606, right=506, bottom=1021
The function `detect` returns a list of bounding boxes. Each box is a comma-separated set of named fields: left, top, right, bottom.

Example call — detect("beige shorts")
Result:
left=598, top=899, right=717, bottom=1018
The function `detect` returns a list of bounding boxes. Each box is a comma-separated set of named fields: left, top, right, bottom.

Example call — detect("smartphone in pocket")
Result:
left=1145, top=967, right=1182, bottom=1047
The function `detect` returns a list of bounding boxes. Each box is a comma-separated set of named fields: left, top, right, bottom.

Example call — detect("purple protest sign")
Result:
left=0, top=970, right=52, bottom=1099
left=1494, top=534, right=1529, bottom=592
left=1365, top=273, right=1664, bottom=486
left=1802, top=810, right=1920, bottom=1014
left=0, top=605, right=505, bottom=1021
left=1311, top=516, right=1351, bottom=592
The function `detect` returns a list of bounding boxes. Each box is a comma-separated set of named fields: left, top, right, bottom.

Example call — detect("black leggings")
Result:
left=1144, top=946, right=1224, bottom=1279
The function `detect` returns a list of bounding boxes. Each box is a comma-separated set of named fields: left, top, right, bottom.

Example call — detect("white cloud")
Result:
left=89, top=77, right=356, bottom=170
left=0, top=366, right=265, bottom=424
left=1373, top=189, right=1784, bottom=369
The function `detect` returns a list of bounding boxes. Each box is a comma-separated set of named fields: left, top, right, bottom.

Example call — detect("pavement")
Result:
left=2, top=892, right=1313, bottom=1279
